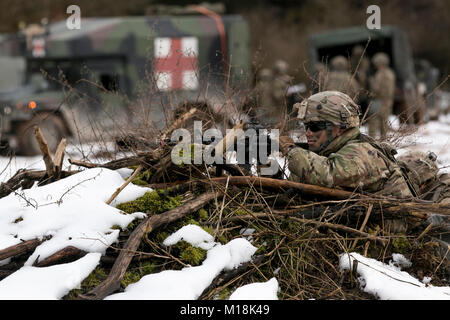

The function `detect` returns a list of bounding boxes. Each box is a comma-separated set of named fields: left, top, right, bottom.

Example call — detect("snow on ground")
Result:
left=105, top=225, right=260, bottom=300
left=360, top=114, right=450, bottom=173
left=0, top=168, right=149, bottom=266
left=395, top=115, right=450, bottom=173
left=0, top=253, right=101, bottom=300
left=0, top=116, right=450, bottom=300
left=340, top=252, right=450, bottom=300
left=228, top=277, right=279, bottom=300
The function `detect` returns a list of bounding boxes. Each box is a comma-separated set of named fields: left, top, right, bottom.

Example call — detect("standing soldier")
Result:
left=325, top=55, right=360, bottom=102
left=350, top=45, right=370, bottom=111
left=368, top=52, right=396, bottom=140
left=350, top=45, right=370, bottom=90
left=311, top=62, right=328, bottom=93
left=271, top=59, right=292, bottom=126
left=253, top=68, right=275, bottom=125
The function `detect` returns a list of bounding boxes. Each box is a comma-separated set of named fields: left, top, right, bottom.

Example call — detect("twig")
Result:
left=80, top=191, right=219, bottom=300
left=0, top=236, right=51, bottom=261
left=290, top=216, right=387, bottom=246
left=350, top=203, right=373, bottom=250
left=416, top=223, right=434, bottom=242
left=34, top=126, right=55, bottom=176
left=53, top=138, right=67, bottom=178
left=105, top=165, right=143, bottom=205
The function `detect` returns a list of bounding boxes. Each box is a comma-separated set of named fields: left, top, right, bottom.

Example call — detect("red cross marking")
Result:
left=32, top=38, right=46, bottom=57
left=155, top=38, right=198, bottom=90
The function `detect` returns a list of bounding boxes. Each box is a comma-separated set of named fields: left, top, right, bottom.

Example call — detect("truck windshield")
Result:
left=26, top=59, right=83, bottom=91
left=0, top=56, right=25, bottom=93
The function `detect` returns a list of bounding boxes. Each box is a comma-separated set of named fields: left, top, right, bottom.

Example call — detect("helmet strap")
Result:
left=317, top=122, right=334, bottom=153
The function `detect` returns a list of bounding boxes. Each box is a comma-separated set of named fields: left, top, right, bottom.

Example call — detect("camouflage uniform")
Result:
left=271, top=60, right=291, bottom=125
left=287, top=91, right=412, bottom=199
left=350, top=45, right=370, bottom=109
left=397, top=151, right=450, bottom=204
left=253, top=68, right=275, bottom=124
left=312, top=62, right=328, bottom=93
left=325, top=56, right=360, bottom=102
left=397, top=151, right=450, bottom=244
left=368, top=53, right=396, bottom=140
left=350, top=45, right=370, bottom=90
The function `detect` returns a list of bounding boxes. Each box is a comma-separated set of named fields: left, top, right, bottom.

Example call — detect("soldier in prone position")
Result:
left=280, top=91, right=413, bottom=198
left=278, top=91, right=414, bottom=231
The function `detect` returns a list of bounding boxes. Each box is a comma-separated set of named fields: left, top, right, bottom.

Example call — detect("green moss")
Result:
left=131, top=177, right=148, bottom=186
left=197, top=208, right=208, bottom=220
left=141, top=261, right=156, bottom=275
left=392, top=236, right=411, bottom=253
left=121, top=269, right=142, bottom=287
left=13, top=217, right=23, bottom=223
left=187, top=218, right=201, bottom=226
left=65, top=266, right=108, bottom=299
left=234, top=209, right=249, bottom=216
left=131, top=169, right=153, bottom=186
left=116, top=190, right=182, bottom=214
left=177, top=241, right=207, bottom=266
left=201, top=225, right=214, bottom=236
left=255, top=243, right=267, bottom=255
left=82, top=267, right=108, bottom=287
left=215, top=288, right=231, bottom=300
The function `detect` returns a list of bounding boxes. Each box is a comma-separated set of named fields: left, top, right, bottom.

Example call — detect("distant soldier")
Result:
left=325, top=55, right=360, bottom=102
left=21, top=23, right=46, bottom=50
left=350, top=45, right=370, bottom=111
left=368, top=52, right=396, bottom=140
left=311, top=62, right=328, bottom=93
left=253, top=68, right=275, bottom=125
left=402, top=80, right=426, bottom=125
left=350, top=45, right=370, bottom=90
left=263, top=59, right=291, bottom=126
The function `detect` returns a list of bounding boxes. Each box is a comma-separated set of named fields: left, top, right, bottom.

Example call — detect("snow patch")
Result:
left=339, top=252, right=450, bottom=300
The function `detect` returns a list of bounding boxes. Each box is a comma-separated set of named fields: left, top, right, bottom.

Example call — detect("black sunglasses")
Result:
left=304, top=121, right=328, bottom=132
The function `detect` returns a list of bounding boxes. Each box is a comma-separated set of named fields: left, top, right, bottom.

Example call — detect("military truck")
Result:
left=308, top=25, right=425, bottom=123
left=0, top=10, right=251, bottom=155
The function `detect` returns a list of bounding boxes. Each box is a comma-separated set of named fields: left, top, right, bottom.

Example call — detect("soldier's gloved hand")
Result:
left=279, top=136, right=295, bottom=155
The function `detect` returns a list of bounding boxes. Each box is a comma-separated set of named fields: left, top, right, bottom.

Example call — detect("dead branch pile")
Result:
left=1, top=116, right=449, bottom=300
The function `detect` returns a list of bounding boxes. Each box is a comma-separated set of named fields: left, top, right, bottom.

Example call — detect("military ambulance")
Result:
left=0, top=8, right=251, bottom=155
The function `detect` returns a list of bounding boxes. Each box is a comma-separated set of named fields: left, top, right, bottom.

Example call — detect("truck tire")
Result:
left=16, top=113, right=66, bottom=156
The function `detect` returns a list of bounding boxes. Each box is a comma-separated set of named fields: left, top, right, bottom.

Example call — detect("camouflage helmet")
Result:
left=314, top=62, right=326, bottom=73
left=295, top=91, right=361, bottom=128
left=397, top=151, right=439, bottom=188
left=352, top=45, right=364, bottom=56
left=273, top=59, right=289, bottom=74
left=372, top=52, right=390, bottom=67
left=330, top=55, right=348, bottom=71
left=257, top=68, right=273, bottom=80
